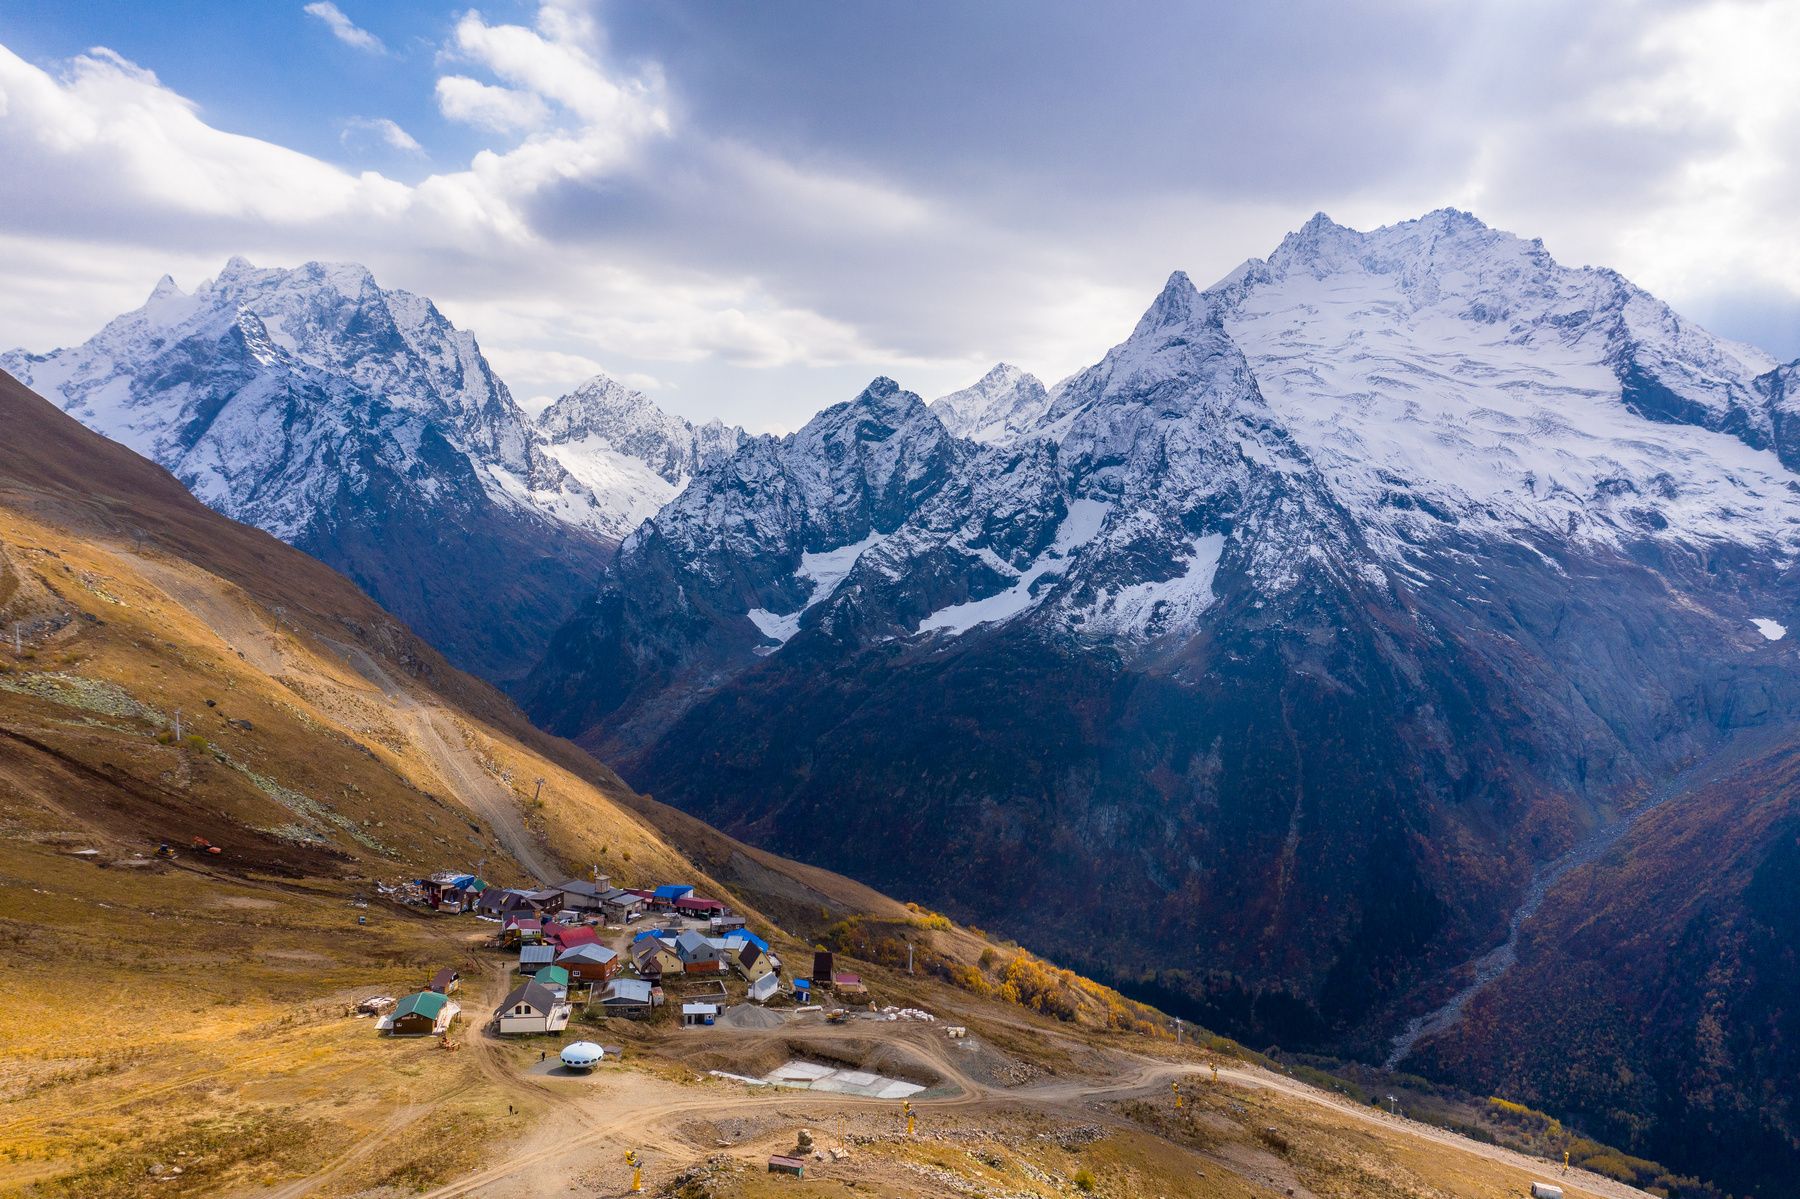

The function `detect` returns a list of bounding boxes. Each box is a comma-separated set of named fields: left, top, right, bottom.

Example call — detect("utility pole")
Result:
left=533, top=777, right=546, bottom=803
left=907, top=941, right=914, bottom=975
left=173, top=708, right=182, bottom=740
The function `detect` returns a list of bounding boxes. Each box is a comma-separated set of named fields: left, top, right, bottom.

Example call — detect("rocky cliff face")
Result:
left=525, top=212, right=1800, bottom=1078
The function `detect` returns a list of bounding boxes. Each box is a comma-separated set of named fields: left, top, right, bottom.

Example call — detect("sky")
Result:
left=2, top=0, right=1798, bottom=430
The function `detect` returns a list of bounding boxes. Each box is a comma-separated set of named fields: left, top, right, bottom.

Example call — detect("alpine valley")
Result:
left=12, top=208, right=1800, bottom=1196
left=523, top=210, right=1800, bottom=1197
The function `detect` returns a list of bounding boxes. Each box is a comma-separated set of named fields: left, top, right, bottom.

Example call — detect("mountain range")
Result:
left=0, top=259, right=743, bottom=682
left=9, top=208, right=1800, bottom=1194
left=521, top=209, right=1800, bottom=1196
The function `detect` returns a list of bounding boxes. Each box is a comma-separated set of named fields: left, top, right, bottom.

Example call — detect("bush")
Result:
left=1071, top=1167, right=1096, bottom=1191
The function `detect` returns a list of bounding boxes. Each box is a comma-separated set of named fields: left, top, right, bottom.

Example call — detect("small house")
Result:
left=747, top=972, right=780, bottom=1004
left=595, top=978, right=655, bottom=1017
left=534, top=964, right=570, bottom=999
left=732, top=941, right=772, bottom=981
left=768, top=1155, right=806, bottom=1178
left=681, top=1002, right=720, bottom=1027
left=552, top=878, right=610, bottom=915
left=518, top=944, right=556, bottom=975
left=599, top=887, right=645, bottom=922
left=557, top=943, right=619, bottom=985
left=381, top=990, right=459, bottom=1036
left=429, top=967, right=460, bottom=995
left=649, top=884, right=694, bottom=909
left=812, top=950, right=834, bottom=982
left=477, top=888, right=537, bottom=919
left=710, top=913, right=748, bottom=934
left=501, top=916, right=544, bottom=946
left=675, top=930, right=727, bottom=973
left=632, top=939, right=681, bottom=981
left=673, top=895, right=728, bottom=919
left=546, top=924, right=599, bottom=952
left=421, top=872, right=482, bottom=912
left=522, top=888, right=566, bottom=916
left=832, top=971, right=867, bottom=997
left=496, top=980, right=571, bottom=1035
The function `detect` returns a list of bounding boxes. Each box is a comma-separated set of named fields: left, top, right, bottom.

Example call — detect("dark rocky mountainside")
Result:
left=524, top=211, right=1800, bottom=1193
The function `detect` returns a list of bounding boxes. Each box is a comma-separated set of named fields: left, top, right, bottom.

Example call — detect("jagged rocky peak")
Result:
left=536, top=372, right=745, bottom=485
left=932, top=362, right=1050, bottom=444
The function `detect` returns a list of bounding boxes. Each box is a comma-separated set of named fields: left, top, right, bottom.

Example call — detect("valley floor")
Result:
left=0, top=838, right=1652, bottom=1199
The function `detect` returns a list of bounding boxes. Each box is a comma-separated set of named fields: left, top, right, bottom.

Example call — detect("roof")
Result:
left=498, top=980, right=559, bottom=1013
left=833, top=972, right=864, bottom=987
left=554, top=879, right=603, bottom=898
left=430, top=966, right=459, bottom=987
left=557, top=944, right=618, bottom=964
left=603, top=978, right=653, bottom=1003
left=524, top=888, right=562, bottom=902
left=681, top=1002, right=720, bottom=1015
left=633, top=927, right=674, bottom=943
left=674, top=895, right=723, bottom=910
left=504, top=916, right=543, bottom=931
left=535, top=965, right=570, bottom=987
left=599, top=887, right=640, bottom=904
left=652, top=884, right=694, bottom=900
left=674, top=930, right=711, bottom=956
left=724, top=930, right=770, bottom=953
left=392, top=990, right=448, bottom=1020
left=549, top=926, right=599, bottom=949
left=519, top=945, right=555, bottom=964
left=737, top=943, right=765, bottom=969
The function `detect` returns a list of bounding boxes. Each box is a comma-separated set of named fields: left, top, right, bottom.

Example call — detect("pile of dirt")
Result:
left=715, top=1004, right=786, bottom=1030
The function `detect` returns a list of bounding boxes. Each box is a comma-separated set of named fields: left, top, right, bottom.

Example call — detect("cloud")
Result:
left=435, top=76, right=551, bottom=134
left=3, top=1, right=1799, bottom=434
left=341, top=116, right=423, bottom=155
left=302, top=2, right=384, bottom=55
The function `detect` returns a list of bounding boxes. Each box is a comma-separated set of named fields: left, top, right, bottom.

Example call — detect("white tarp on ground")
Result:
left=710, top=1058, right=925, bottom=1099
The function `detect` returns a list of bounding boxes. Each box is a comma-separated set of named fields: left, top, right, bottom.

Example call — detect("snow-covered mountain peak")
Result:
left=1132, top=269, right=1208, bottom=337
left=533, top=371, right=747, bottom=539
left=1204, top=209, right=1797, bottom=557
left=931, top=362, right=1050, bottom=444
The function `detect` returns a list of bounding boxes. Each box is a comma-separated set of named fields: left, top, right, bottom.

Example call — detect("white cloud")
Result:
left=435, top=76, right=551, bottom=134
left=341, top=116, right=423, bottom=155
left=302, top=2, right=385, bottom=55
left=4, top=0, right=1798, bottom=434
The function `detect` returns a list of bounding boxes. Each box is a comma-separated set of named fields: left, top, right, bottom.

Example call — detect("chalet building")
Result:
left=496, top=980, right=571, bottom=1035
left=732, top=941, right=772, bottom=981
left=546, top=924, right=599, bottom=952
left=747, top=972, right=780, bottom=1003
left=552, top=878, right=610, bottom=915
left=675, top=930, right=727, bottom=974
left=557, top=943, right=619, bottom=985
left=533, top=965, right=570, bottom=1000
left=681, top=1002, right=720, bottom=1026
left=599, top=887, right=646, bottom=922
left=673, top=895, right=728, bottom=919
left=476, top=888, right=537, bottom=919
left=502, top=917, right=545, bottom=947
left=382, top=990, right=458, bottom=1036
left=649, top=884, right=694, bottom=909
left=631, top=939, right=681, bottom=981
left=522, top=888, right=565, bottom=916
left=421, top=873, right=487, bottom=912
left=429, top=967, right=460, bottom=995
left=518, top=944, right=556, bottom=975
left=595, top=978, right=655, bottom=1017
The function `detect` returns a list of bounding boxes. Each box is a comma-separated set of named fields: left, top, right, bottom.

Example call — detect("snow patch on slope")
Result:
left=1751, top=618, right=1788, bottom=641
left=749, top=532, right=885, bottom=644
left=916, top=498, right=1110, bottom=635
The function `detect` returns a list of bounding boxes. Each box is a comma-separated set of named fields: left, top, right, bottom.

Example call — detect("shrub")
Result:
left=1072, top=1167, right=1096, bottom=1191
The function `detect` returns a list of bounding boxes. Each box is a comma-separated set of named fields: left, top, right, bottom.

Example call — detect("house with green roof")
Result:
left=379, top=989, right=459, bottom=1036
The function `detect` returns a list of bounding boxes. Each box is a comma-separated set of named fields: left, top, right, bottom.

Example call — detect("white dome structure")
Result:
left=559, top=1041, right=604, bottom=1071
